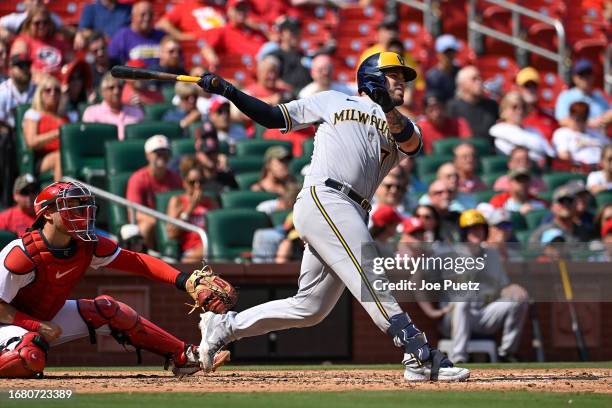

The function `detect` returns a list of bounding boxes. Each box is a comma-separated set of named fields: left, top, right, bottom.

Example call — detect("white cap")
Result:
left=144, top=134, right=170, bottom=154
left=435, top=34, right=459, bottom=53
left=120, top=224, right=141, bottom=241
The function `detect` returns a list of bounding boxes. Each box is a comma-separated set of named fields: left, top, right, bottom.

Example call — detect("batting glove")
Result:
left=367, top=86, right=395, bottom=113
left=197, top=73, right=235, bottom=98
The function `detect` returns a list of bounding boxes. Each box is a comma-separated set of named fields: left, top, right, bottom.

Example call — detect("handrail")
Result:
left=62, top=176, right=208, bottom=259
left=396, top=0, right=434, bottom=34
left=605, top=44, right=612, bottom=95
left=467, top=0, right=567, bottom=77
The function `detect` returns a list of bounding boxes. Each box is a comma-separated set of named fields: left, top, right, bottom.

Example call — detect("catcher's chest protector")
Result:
left=9, top=230, right=93, bottom=320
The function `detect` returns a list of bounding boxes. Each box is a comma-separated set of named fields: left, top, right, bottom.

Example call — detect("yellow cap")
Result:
left=516, top=67, right=540, bottom=86
left=459, top=209, right=488, bottom=228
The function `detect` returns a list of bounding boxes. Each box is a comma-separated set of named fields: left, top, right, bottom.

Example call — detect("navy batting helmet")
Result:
left=357, top=52, right=417, bottom=95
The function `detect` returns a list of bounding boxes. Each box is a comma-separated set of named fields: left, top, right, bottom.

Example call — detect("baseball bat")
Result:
left=558, top=259, right=589, bottom=361
left=110, top=65, right=203, bottom=83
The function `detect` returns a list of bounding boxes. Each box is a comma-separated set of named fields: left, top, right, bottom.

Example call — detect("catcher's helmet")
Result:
left=357, top=51, right=417, bottom=95
left=459, top=209, right=488, bottom=229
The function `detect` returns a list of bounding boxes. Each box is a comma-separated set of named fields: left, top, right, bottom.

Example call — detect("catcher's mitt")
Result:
left=185, top=265, right=237, bottom=314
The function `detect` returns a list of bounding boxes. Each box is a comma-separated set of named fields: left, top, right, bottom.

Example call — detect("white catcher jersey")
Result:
left=279, top=90, right=420, bottom=201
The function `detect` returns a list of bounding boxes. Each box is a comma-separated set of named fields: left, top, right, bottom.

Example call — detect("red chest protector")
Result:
left=9, top=230, right=94, bottom=321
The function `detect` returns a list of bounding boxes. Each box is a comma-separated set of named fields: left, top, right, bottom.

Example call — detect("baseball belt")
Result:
left=324, top=178, right=372, bottom=213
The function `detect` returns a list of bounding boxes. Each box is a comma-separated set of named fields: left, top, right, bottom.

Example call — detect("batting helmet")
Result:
left=357, top=52, right=417, bottom=95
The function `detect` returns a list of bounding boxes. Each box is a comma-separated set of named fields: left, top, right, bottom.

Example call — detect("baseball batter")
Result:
left=0, top=181, right=233, bottom=378
left=196, top=52, right=469, bottom=381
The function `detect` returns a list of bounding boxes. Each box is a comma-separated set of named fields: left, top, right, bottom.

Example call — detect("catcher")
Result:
left=0, top=181, right=236, bottom=378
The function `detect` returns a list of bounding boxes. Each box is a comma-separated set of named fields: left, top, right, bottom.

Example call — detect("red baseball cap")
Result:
left=209, top=98, right=230, bottom=114
left=601, top=219, right=612, bottom=237
left=371, top=205, right=402, bottom=228
left=126, top=59, right=146, bottom=68
left=402, top=217, right=425, bottom=234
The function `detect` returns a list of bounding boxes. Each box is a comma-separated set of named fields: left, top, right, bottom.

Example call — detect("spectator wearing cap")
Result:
left=59, top=59, right=94, bottom=123
left=433, top=162, right=476, bottom=211
left=76, top=0, right=132, bottom=49
left=162, top=82, right=201, bottom=130
left=490, top=168, right=547, bottom=214
left=369, top=205, right=403, bottom=254
left=298, top=54, right=354, bottom=99
left=166, top=158, right=218, bottom=263
left=200, top=0, right=267, bottom=70
left=156, top=0, right=225, bottom=41
left=119, top=223, right=146, bottom=253
left=481, top=206, right=520, bottom=261
left=447, top=66, right=499, bottom=139
left=493, top=146, right=547, bottom=195
left=0, top=53, right=35, bottom=133
left=10, top=5, right=73, bottom=82
left=22, top=74, right=67, bottom=181
left=552, top=101, right=610, bottom=166
left=555, top=59, right=612, bottom=130
left=359, top=17, right=424, bottom=91
left=87, top=31, right=114, bottom=90
left=0, top=0, right=63, bottom=44
left=425, top=34, right=462, bottom=103
left=453, top=143, right=487, bottom=193
left=561, top=179, right=595, bottom=235
left=251, top=146, right=296, bottom=195
left=489, top=91, right=555, bottom=167
left=268, top=17, right=311, bottom=92
left=536, top=228, right=566, bottom=262
left=529, top=185, right=596, bottom=243
left=0, top=174, right=38, bottom=236
left=515, top=67, right=558, bottom=141
left=121, top=59, right=165, bottom=107
left=82, top=72, right=144, bottom=140
left=208, top=98, right=248, bottom=144
left=416, top=92, right=472, bottom=154
left=126, top=134, right=183, bottom=248
left=108, top=1, right=166, bottom=66
left=587, top=145, right=612, bottom=195
left=188, top=126, right=239, bottom=192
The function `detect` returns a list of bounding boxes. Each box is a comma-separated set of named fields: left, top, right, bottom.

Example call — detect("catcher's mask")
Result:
left=357, top=51, right=417, bottom=95
left=33, top=181, right=98, bottom=241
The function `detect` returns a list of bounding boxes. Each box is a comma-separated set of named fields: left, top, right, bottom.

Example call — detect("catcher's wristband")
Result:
left=175, top=272, right=190, bottom=292
left=13, top=311, right=42, bottom=332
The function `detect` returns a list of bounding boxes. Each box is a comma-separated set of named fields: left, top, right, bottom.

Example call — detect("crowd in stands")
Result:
left=0, top=0, right=610, bottom=267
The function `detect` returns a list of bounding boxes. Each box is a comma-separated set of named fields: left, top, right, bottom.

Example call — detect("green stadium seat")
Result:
left=509, top=211, right=527, bottom=231
left=269, top=209, right=291, bottom=226
left=155, top=190, right=182, bottom=260
left=473, top=190, right=496, bottom=203
left=124, top=121, right=183, bottom=140
left=162, top=86, right=175, bottom=102
left=220, top=191, right=278, bottom=209
left=482, top=172, right=505, bottom=188
left=105, top=140, right=147, bottom=177
left=227, top=155, right=264, bottom=174
left=235, top=139, right=293, bottom=157
left=302, top=138, right=314, bottom=158
left=595, top=190, right=612, bottom=207
left=289, top=156, right=310, bottom=176
left=206, top=208, right=271, bottom=261
left=480, top=155, right=508, bottom=174
left=235, top=172, right=261, bottom=190
left=542, top=172, right=586, bottom=190
left=144, top=102, right=174, bottom=120
left=0, top=230, right=17, bottom=248
left=415, top=155, right=453, bottom=180
left=432, top=137, right=491, bottom=156
left=515, top=230, right=531, bottom=244
left=13, top=104, right=51, bottom=182
left=420, top=173, right=437, bottom=185
left=60, top=123, right=118, bottom=185
left=171, top=138, right=196, bottom=157
left=525, top=208, right=551, bottom=230
left=106, top=173, right=132, bottom=235
left=539, top=190, right=554, bottom=204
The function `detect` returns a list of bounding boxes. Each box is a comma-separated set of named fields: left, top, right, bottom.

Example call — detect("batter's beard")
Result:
left=391, top=91, right=404, bottom=107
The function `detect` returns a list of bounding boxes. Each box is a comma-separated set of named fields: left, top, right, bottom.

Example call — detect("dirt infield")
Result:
left=2, top=368, right=611, bottom=394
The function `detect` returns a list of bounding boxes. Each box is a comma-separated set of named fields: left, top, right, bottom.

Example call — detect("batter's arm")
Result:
left=385, top=109, right=422, bottom=155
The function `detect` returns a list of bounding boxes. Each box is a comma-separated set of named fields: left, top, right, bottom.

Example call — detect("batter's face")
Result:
left=383, top=68, right=406, bottom=106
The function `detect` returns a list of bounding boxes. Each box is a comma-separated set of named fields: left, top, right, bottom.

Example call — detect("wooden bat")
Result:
left=110, top=65, right=210, bottom=84
left=558, top=259, right=589, bottom=361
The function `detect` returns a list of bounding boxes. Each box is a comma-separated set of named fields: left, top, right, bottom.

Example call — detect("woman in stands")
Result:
left=251, top=145, right=296, bottom=196
left=59, top=59, right=94, bottom=123
left=22, top=74, right=67, bottom=181
left=10, top=5, right=72, bottom=83
left=489, top=91, right=555, bottom=167
left=166, top=158, right=218, bottom=263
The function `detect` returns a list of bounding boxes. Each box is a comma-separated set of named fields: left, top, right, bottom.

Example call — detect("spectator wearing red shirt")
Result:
left=493, top=146, right=547, bottom=194
left=245, top=55, right=293, bottom=104
left=22, top=74, right=67, bottom=181
left=200, top=0, right=267, bottom=70
left=454, top=143, right=487, bottom=193
left=10, top=5, right=73, bottom=83
left=515, top=67, right=558, bottom=142
left=166, top=160, right=218, bottom=263
left=490, top=168, right=547, bottom=215
left=0, top=174, right=38, bottom=236
left=156, top=0, right=226, bottom=41
left=126, top=135, right=183, bottom=249
left=417, top=92, right=472, bottom=154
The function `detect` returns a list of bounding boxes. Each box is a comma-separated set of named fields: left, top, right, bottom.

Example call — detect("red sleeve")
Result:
left=489, top=193, right=507, bottom=208
left=126, top=170, right=146, bottom=205
left=162, top=3, right=182, bottom=26
left=202, top=27, right=224, bottom=51
left=457, top=118, right=473, bottom=138
left=0, top=210, right=9, bottom=230
left=106, top=249, right=180, bottom=285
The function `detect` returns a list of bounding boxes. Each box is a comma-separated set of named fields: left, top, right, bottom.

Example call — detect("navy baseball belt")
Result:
left=324, top=178, right=372, bottom=213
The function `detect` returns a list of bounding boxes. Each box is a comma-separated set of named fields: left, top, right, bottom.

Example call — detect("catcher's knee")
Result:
left=0, top=332, right=48, bottom=378
left=78, top=295, right=139, bottom=331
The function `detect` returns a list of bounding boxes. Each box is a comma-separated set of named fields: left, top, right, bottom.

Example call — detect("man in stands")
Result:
left=0, top=174, right=38, bottom=236
left=426, top=34, right=462, bottom=103
left=417, top=92, right=471, bottom=154
left=453, top=143, right=487, bottom=193
left=515, top=67, right=558, bottom=142
left=298, top=54, right=354, bottom=99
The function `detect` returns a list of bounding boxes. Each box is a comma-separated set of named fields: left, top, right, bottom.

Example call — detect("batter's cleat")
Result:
left=169, top=344, right=202, bottom=378
left=403, top=351, right=470, bottom=382
left=198, top=312, right=230, bottom=373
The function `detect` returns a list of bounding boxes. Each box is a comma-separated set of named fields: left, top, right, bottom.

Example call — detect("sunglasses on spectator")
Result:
left=90, top=46, right=106, bottom=54
left=32, top=19, right=50, bottom=26
left=166, top=48, right=180, bottom=54
left=186, top=178, right=203, bottom=186
left=416, top=213, right=433, bottom=220
left=43, top=87, right=60, bottom=94
left=180, top=94, right=197, bottom=100
left=557, top=197, right=575, bottom=206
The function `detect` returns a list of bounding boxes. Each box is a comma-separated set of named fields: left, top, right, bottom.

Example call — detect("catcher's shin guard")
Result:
left=0, top=332, right=48, bottom=378
left=77, top=295, right=191, bottom=368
